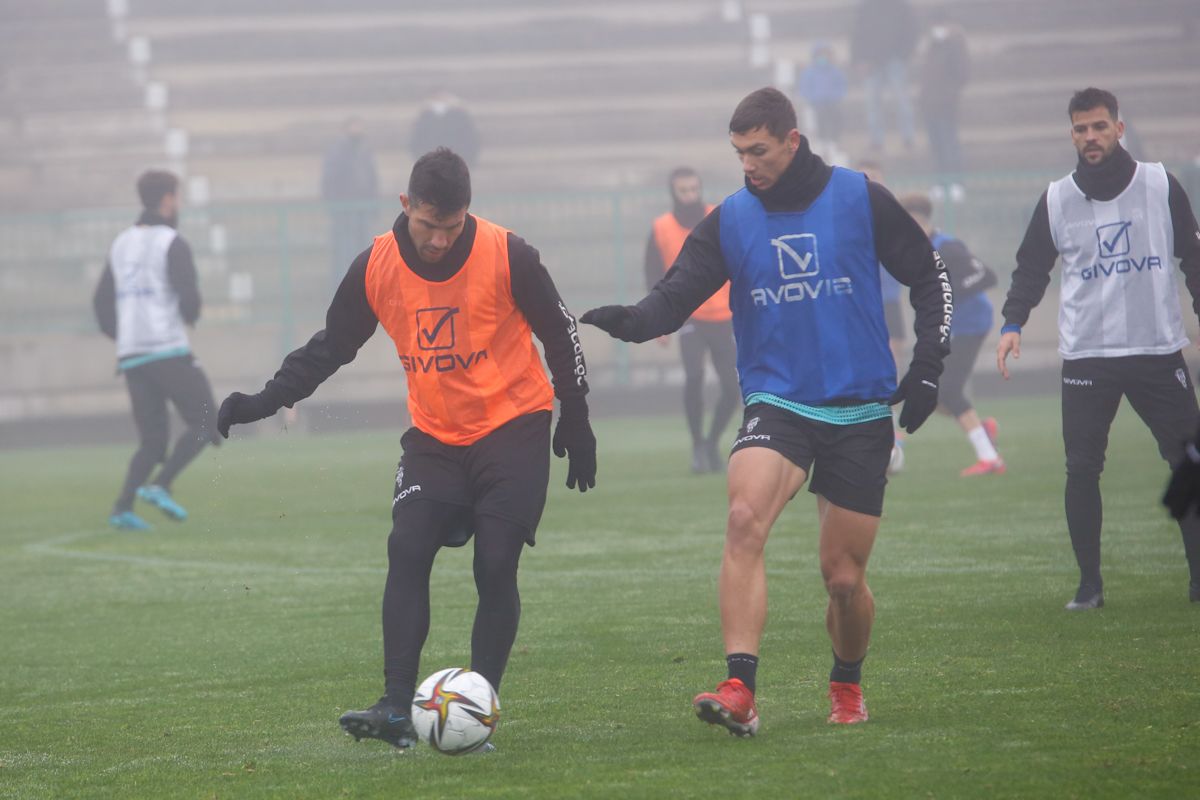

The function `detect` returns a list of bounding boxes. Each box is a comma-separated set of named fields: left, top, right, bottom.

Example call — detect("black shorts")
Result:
left=392, top=410, right=551, bottom=546
left=883, top=300, right=906, bottom=342
left=729, top=403, right=892, bottom=517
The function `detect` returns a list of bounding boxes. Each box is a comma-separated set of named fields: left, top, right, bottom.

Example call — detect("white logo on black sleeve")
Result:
left=746, top=417, right=760, bottom=433
left=1176, top=368, right=1188, bottom=389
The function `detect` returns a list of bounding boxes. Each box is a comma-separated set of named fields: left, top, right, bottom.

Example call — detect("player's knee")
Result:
left=1065, top=455, right=1104, bottom=479
left=940, top=393, right=970, bottom=417
left=822, top=569, right=865, bottom=603
left=726, top=500, right=768, bottom=552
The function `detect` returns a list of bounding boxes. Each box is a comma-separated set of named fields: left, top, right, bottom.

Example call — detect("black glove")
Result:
left=217, top=391, right=276, bottom=438
left=889, top=365, right=939, bottom=434
left=1163, top=442, right=1200, bottom=519
left=579, top=305, right=640, bottom=342
left=552, top=398, right=597, bottom=492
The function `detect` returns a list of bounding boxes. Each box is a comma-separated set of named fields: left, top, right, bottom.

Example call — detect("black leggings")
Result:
left=938, top=333, right=985, bottom=417
left=679, top=319, right=740, bottom=445
left=115, top=355, right=217, bottom=512
left=382, top=500, right=527, bottom=704
left=1061, top=353, right=1200, bottom=584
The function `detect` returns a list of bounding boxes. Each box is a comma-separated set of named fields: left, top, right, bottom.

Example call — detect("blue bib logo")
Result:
left=772, top=234, right=820, bottom=278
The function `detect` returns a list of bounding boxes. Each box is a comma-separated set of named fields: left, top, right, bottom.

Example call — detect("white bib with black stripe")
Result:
left=1047, top=161, right=1183, bottom=359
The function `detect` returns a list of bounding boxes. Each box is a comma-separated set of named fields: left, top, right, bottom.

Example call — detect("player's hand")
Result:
left=1163, top=442, right=1200, bottom=519
left=217, top=391, right=274, bottom=438
left=552, top=401, right=596, bottom=493
left=580, top=305, right=639, bottom=342
left=997, top=331, right=1021, bottom=380
left=889, top=364, right=939, bottom=434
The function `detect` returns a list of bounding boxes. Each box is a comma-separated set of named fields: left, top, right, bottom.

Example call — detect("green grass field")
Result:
left=1, top=396, right=1197, bottom=799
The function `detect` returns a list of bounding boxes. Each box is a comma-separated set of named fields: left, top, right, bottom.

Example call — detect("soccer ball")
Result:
left=411, top=667, right=500, bottom=755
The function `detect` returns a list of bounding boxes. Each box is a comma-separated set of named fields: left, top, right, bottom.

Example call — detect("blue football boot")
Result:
left=109, top=511, right=152, bottom=531
left=137, top=485, right=188, bottom=521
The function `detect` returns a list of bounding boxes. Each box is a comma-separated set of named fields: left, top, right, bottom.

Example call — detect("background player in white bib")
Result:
left=92, top=170, right=219, bottom=530
left=997, top=88, right=1200, bottom=608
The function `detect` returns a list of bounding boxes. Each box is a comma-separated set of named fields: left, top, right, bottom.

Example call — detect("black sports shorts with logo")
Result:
left=729, top=402, right=892, bottom=517
left=391, top=410, right=551, bottom=546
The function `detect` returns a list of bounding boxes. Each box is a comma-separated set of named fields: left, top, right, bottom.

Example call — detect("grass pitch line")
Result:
left=24, top=529, right=385, bottom=576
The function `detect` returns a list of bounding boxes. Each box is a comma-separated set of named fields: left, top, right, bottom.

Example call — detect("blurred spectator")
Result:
left=917, top=10, right=970, bottom=198
left=321, top=116, right=379, bottom=289
left=850, top=0, right=919, bottom=152
left=796, top=42, right=848, bottom=148
left=410, top=90, right=481, bottom=169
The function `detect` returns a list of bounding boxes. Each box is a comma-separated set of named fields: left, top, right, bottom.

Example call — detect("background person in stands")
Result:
left=410, top=89, right=481, bottom=170
left=321, top=116, right=380, bottom=290
left=797, top=41, right=848, bottom=151
left=850, top=0, right=919, bottom=153
left=916, top=8, right=970, bottom=202
left=644, top=166, right=739, bottom=473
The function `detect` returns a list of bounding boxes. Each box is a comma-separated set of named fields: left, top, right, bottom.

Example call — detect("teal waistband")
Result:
left=118, top=346, right=191, bottom=371
left=744, top=392, right=892, bottom=426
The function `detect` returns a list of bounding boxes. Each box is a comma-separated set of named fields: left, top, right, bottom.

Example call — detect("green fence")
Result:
left=0, top=170, right=1062, bottom=344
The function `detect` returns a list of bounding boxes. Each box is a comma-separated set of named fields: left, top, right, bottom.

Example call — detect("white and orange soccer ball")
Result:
left=410, top=667, right=500, bottom=755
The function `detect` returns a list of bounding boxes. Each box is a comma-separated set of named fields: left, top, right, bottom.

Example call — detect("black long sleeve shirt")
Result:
left=258, top=213, right=589, bottom=414
left=92, top=211, right=201, bottom=341
left=1002, top=146, right=1200, bottom=328
left=622, top=137, right=951, bottom=375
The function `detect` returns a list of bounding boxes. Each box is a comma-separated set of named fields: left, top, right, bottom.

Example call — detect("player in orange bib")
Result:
left=217, top=148, right=596, bottom=751
left=646, top=167, right=740, bottom=473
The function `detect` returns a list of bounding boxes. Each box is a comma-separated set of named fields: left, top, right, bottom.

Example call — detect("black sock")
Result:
left=1065, top=472, right=1103, bottom=588
left=830, top=651, right=864, bottom=685
left=726, top=653, right=758, bottom=693
left=1179, top=514, right=1200, bottom=584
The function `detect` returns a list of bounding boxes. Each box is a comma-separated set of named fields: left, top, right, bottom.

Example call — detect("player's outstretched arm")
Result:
left=216, top=391, right=279, bottom=438
left=585, top=211, right=731, bottom=343
left=579, top=305, right=642, bottom=342
left=220, top=251, right=379, bottom=439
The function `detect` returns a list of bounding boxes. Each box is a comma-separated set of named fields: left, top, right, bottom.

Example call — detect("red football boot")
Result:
left=960, top=457, right=1006, bottom=477
left=693, top=678, right=759, bottom=736
left=828, top=681, right=869, bottom=724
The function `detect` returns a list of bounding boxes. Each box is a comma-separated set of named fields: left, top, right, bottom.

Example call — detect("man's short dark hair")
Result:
left=898, top=191, right=933, bottom=220
left=729, top=87, right=798, bottom=141
left=668, top=166, right=700, bottom=188
left=408, top=147, right=471, bottom=212
left=1068, top=88, right=1118, bottom=121
left=136, top=170, right=178, bottom=211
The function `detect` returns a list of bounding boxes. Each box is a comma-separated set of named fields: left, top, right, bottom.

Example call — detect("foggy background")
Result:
left=2, top=0, right=1199, bottom=448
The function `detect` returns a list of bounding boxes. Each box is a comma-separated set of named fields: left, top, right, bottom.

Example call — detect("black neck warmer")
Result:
left=745, top=135, right=833, bottom=212
left=1072, top=145, right=1136, bottom=202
